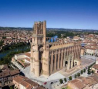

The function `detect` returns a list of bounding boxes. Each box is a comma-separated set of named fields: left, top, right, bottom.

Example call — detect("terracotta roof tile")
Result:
left=20, top=80, right=30, bottom=88
left=10, top=69, right=20, bottom=75
left=68, top=74, right=98, bottom=89
left=92, top=64, right=98, bottom=70
left=13, top=75, right=45, bottom=89
left=25, top=79, right=39, bottom=86
left=24, top=52, right=31, bottom=57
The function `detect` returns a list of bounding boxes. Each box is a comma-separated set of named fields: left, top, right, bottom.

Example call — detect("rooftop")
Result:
left=0, top=69, right=20, bottom=78
left=13, top=75, right=45, bottom=89
left=68, top=73, right=98, bottom=89
left=92, top=64, right=98, bottom=69
left=50, top=42, right=74, bottom=50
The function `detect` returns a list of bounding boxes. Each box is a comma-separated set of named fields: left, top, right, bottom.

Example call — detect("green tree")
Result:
left=81, top=70, right=83, bottom=74
left=88, top=69, right=91, bottom=74
left=59, top=79, right=63, bottom=84
left=84, top=69, right=86, bottom=73
left=64, top=78, right=67, bottom=82
left=10, top=86, right=14, bottom=89
left=62, top=88, right=65, bottom=89
left=2, top=36, right=6, bottom=39
left=0, top=41, right=4, bottom=46
left=92, top=70, right=95, bottom=74
left=69, top=76, right=72, bottom=80
left=74, top=74, right=77, bottom=78
left=77, top=73, right=80, bottom=77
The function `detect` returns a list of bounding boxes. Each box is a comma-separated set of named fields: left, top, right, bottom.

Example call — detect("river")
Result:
left=0, top=45, right=30, bottom=59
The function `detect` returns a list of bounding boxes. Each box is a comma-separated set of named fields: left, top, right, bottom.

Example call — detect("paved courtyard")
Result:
left=58, top=55, right=95, bottom=77
left=12, top=55, right=96, bottom=89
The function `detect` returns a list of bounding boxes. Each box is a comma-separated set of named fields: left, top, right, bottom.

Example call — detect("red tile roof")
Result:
left=13, top=75, right=44, bottom=89
left=24, top=52, right=31, bottom=57
left=92, top=64, right=98, bottom=70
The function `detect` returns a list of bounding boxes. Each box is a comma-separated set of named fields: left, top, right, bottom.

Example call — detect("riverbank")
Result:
left=0, top=42, right=29, bottom=53
left=0, top=44, right=30, bottom=65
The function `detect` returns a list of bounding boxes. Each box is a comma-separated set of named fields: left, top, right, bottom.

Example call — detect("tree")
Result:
left=77, top=73, right=80, bottom=77
left=0, top=41, right=4, bottom=46
left=10, top=86, right=14, bottom=89
left=88, top=69, right=91, bottom=74
left=62, top=88, right=65, bottom=89
left=69, top=76, right=72, bottom=80
left=2, top=36, right=6, bottom=39
left=92, top=70, right=95, bottom=74
left=64, top=78, right=67, bottom=82
left=81, top=70, right=83, bottom=74
left=74, top=74, right=77, bottom=78
left=84, top=69, right=86, bottom=73
left=59, top=79, right=63, bottom=84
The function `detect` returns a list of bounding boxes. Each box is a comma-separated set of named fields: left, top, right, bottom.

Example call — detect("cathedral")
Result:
left=30, top=21, right=81, bottom=77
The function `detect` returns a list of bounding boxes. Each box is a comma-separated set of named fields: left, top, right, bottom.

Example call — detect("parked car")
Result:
left=44, top=82, right=47, bottom=85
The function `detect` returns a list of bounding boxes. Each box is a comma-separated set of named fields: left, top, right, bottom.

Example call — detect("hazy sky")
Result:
left=0, top=0, right=98, bottom=29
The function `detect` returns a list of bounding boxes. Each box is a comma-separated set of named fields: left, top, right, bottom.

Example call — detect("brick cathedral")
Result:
left=30, top=21, right=81, bottom=77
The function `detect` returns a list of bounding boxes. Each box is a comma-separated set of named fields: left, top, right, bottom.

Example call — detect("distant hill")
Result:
left=0, top=27, right=98, bottom=32
left=0, top=27, right=32, bottom=30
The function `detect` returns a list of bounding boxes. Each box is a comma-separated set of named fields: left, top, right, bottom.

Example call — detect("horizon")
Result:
left=0, top=0, right=98, bottom=30
left=0, top=26, right=98, bottom=30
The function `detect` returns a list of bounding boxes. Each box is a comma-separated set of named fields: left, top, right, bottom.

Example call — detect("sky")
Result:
left=0, top=0, right=98, bottom=29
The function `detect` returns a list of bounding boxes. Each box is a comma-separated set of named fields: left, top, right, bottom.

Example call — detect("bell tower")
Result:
left=30, top=21, right=46, bottom=77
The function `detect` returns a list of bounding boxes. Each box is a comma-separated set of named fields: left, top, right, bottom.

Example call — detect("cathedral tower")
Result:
left=30, top=21, right=46, bottom=77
